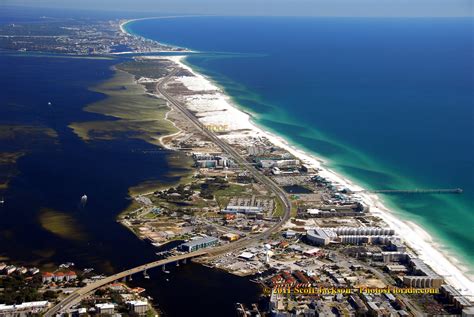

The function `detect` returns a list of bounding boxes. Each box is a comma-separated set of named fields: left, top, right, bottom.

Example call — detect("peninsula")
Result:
left=0, top=16, right=472, bottom=317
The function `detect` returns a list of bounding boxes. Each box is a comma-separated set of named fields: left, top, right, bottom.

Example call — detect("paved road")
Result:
left=45, top=68, right=292, bottom=316
left=155, top=68, right=292, bottom=253
left=158, top=68, right=292, bottom=224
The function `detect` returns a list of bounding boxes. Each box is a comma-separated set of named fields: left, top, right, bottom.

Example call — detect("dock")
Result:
left=358, top=188, right=463, bottom=195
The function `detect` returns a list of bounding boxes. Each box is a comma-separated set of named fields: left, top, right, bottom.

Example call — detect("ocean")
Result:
left=126, top=16, right=474, bottom=274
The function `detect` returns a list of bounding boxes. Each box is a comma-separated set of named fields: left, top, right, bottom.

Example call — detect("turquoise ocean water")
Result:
left=126, top=17, right=474, bottom=274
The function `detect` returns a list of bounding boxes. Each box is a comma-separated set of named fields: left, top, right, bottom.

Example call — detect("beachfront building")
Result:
left=178, top=236, right=219, bottom=252
left=381, top=252, right=408, bottom=263
left=257, top=159, right=300, bottom=169
left=441, top=285, right=474, bottom=312
left=402, top=257, right=444, bottom=288
left=305, top=227, right=398, bottom=247
left=337, top=235, right=393, bottom=245
left=332, top=227, right=395, bottom=236
left=403, top=275, right=444, bottom=288
left=247, top=145, right=265, bottom=156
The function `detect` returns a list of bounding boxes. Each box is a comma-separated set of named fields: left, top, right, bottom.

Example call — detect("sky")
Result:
left=2, top=0, right=473, bottom=17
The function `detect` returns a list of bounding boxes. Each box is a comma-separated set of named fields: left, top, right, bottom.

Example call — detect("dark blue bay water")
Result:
left=0, top=52, right=260, bottom=315
left=127, top=17, right=474, bottom=273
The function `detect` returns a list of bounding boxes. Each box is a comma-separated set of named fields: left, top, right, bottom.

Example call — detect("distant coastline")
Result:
left=120, top=16, right=213, bottom=52
left=120, top=18, right=474, bottom=296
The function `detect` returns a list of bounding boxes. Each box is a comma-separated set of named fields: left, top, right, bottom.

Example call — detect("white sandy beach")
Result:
left=120, top=22, right=474, bottom=298
left=162, top=55, right=474, bottom=297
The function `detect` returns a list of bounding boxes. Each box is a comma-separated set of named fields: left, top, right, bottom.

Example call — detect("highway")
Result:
left=157, top=69, right=292, bottom=237
left=156, top=69, right=292, bottom=251
left=45, top=68, right=292, bottom=316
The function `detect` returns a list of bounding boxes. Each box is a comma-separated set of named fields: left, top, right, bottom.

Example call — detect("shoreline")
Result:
left=120, top=23, right=474, bottom=297
left=120, top=15, right=217, bottom=35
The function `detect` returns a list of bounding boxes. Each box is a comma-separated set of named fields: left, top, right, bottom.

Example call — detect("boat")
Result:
left=80, top=194, right=88, bottom=206
left=164, top=270, right=170, bottom=274
left=0, top=198, right=4, bottom=205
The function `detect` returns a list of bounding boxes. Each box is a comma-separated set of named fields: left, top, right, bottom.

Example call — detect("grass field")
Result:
left=38, top=208, right=87, bottom=241
left=0, top=125, right=57, bottom=190
left=70, top=67, right=178, bottom=146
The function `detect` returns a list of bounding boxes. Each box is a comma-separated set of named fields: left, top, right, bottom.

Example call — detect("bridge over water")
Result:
left=44, top=250, right=209, bottom=316
left=45, top=68, right=293, bottom=316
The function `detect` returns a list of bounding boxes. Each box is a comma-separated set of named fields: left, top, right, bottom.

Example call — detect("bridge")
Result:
left=44, top=251, right=208, bottom=316
left=45, top=68, right=292, bottom=316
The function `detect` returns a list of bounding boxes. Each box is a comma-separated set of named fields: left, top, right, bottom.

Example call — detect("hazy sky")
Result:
left=3, top=0, right=473, bottom=17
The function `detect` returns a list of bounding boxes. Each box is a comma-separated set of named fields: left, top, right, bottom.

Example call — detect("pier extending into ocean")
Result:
left=357, top=188, right=463, bottom=195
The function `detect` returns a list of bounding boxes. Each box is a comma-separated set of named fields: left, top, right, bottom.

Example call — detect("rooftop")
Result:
left=96, top=303, right=115, bottom=309
left=181, top=236, right=218, bottom=248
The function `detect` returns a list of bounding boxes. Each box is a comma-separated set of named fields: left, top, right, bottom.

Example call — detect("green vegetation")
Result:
left=0, top=152, right=24, bottom=190
left=0, top=274, right=45, bottom=305
left=38, top=208, right=87, bottom=241
left=117, top=60, right=171, bottom=80
left=157, top=183, right=194, bottom=201
left=0, top=125, right=58, bottom=141
left=70, top=68, right=178, bottom=146
left=0, top=125, right=57, bottom=190
left=149, top=181, right=208, bottom=213
left=274, top=198, right=285, bottom=217
left=213, top=183, right=248, bottom=208
left=141, top=176, right=252, bottom=216
left=194, top=177, right=230, bottom=200
left=127, top=153, right=194, bottom=197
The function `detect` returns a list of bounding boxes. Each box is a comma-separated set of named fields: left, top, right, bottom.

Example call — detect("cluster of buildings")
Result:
left=193, top=152, right=233, bottom=169
left=0, top=262, right=39, bottom=276
left=66, top=282, right=152, bottom=316
left=0, top=301, right=50, bottom=316
left=41, top=271, right=77, bottom=284
left=109, top=79, right=473, bottom=316
left=221, top=196, right=274, bottom=215
left=305, top=227, right=396, bottom=246
left=261, top=260, right=413, bottom=317
left=0, top=19, right=181, bottom=56
left=440, top=284, right=474, bottom=315
left=303, top=227, right=448, bottom=289
left=92, top=301, right=148, bottom=315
